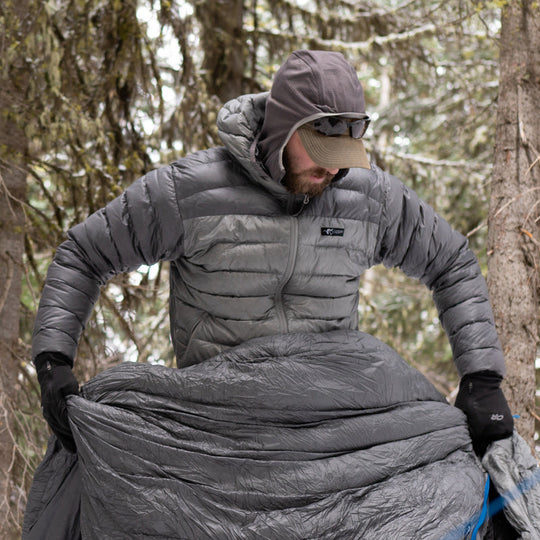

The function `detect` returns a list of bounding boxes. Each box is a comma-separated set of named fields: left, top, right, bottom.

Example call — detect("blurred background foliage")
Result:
left=0, top=0, right=522, bottom=532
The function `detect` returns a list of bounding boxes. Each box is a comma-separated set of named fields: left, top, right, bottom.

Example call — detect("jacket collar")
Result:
left=217, top=92, right=295, bottom=207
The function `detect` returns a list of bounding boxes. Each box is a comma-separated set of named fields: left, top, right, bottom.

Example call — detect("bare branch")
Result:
left=380, top=148, right=487, bottom=170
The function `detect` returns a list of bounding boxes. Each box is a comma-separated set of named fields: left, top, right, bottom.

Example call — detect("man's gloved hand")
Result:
left=35, top=352, right=79, bottom=453
left=455, top=370, right=514, bottom=456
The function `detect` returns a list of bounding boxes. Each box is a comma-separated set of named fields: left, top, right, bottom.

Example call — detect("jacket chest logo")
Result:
left=321, top=227, right=344, bottom=237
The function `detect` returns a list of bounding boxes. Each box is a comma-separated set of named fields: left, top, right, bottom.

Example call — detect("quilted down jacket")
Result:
left=32, top=54, right=505, bottom=375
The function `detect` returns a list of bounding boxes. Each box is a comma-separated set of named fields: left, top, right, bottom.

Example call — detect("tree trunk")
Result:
left=487, top=0, right=540, bottom=451
left=0, top=1, right=30, bottom=535
left=195, top=0, right=245, bottom=102
left=0, top=89, right=28, bottom=540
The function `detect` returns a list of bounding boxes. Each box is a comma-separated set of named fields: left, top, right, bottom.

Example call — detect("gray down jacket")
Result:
left=32, top=90, right=504, bottom=374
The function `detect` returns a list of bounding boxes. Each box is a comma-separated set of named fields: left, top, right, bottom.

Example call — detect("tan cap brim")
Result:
left=297, top=125, right=371, bottom=170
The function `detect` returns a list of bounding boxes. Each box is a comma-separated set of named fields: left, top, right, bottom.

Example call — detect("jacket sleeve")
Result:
left=374, top=170, right=505, bottom=378
left=32, top=165, right=185, bottom=362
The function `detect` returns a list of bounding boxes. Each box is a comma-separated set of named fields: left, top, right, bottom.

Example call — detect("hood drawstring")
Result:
left=287, top=193, right=310, bottom=216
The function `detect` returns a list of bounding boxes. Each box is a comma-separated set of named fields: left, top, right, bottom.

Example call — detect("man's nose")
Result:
left=327, top=167, right=339, bottom=175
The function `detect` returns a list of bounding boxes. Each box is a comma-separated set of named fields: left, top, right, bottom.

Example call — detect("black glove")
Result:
left=455, top=370, right=514, bottom=456
left=35, top=352, right=79, bottom=453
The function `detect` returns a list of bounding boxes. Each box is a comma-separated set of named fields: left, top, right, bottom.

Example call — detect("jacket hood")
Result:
left=217, top=92, right=291, bottom=203
left=216, top=51, right=366, bottom=208
left=257, top=50, right=368, bottom=182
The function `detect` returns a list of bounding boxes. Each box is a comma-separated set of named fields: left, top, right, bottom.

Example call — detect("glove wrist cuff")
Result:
left=460, top=370, right=503, bottom=386
left=34, top=351, right=74, bottom=371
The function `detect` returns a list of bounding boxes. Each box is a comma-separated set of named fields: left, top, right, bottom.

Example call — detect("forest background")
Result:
left=0, top=0, right=539, bottom=537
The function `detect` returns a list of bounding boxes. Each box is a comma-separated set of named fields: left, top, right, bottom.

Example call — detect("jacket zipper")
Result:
left=275, top=217, right=299, bottom=333
left=274, top=195, right=309, bottom=332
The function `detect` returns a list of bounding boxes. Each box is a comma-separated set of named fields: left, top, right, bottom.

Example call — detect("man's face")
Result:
left=282, top=132, right=339, bottom=197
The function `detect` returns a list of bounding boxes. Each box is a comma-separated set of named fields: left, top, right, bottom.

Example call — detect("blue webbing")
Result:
left=471, top=474, right=490, bottom=539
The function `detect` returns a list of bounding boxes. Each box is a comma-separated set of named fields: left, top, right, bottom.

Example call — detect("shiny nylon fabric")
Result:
left=33, top=91, right=505, bottom=374
left=24, top=331, right=487, bottom=539
left=482, top=432, right=540, bottom=538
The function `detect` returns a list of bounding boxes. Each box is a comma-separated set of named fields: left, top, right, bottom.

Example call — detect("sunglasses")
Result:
left=311, top=115, right=371, bottom=139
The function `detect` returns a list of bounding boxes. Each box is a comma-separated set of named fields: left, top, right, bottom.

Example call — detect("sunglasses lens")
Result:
left=312, top=117, right=370, bottom=138
left=313, top=118, right=345, bottom=136
left=350, top=120, right=370, bottom=139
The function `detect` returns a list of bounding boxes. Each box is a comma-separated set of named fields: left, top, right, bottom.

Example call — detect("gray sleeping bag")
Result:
left=24, top=331, right=489, bottom=539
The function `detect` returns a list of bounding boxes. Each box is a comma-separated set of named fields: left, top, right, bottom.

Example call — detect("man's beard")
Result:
left=282, top=150, right=335, bottom=197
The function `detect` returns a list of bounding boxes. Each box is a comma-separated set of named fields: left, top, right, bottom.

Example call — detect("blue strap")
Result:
left=471, top=474, right=490, bottom=539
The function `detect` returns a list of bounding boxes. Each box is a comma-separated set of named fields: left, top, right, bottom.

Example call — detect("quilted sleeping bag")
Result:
left=23, top=331, right=488, bottom=539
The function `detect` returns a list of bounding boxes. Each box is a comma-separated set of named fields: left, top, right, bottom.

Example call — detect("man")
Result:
left=33, top=49, right=513, bottom=455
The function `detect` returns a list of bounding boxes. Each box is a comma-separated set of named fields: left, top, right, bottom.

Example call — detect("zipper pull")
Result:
left=303, top=194, right=310, bottom=205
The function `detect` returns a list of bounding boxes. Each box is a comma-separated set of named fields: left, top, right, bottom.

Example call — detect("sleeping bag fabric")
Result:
left=23, top=331, right=487, bottom=539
